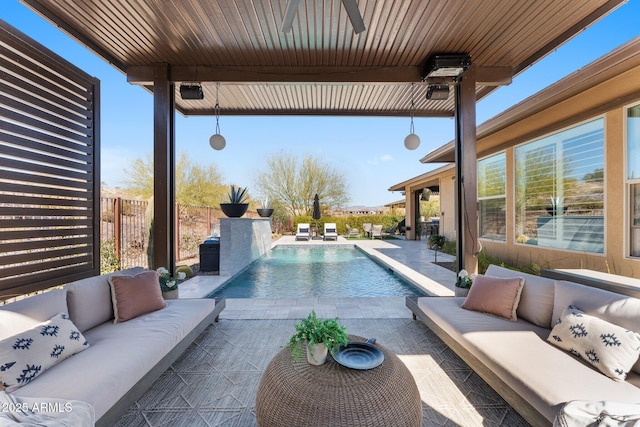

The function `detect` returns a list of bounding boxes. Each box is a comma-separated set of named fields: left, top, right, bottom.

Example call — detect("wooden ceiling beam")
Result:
left=129, top=65, right=511, bottom=86
left=127, top=65, right=424, bottom=84
left=178, top=108, right=454, bottom=117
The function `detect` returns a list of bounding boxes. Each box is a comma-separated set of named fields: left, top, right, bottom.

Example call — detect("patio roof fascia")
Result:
left=420, top=35, right=640, bottom=164
left=388, top=163, right=454, bottom=192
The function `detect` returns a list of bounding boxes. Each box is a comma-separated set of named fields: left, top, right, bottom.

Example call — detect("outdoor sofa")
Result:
left=0, top=267, right=225, bottom=426
left=406, top=264, right=640, bottom=426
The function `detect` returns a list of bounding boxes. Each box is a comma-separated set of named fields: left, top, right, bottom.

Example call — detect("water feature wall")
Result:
left=219, top=218, right=272, bottom=277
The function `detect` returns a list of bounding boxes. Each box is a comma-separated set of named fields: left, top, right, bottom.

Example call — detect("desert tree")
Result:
left=123, top=152, right=227, bottom=206
left=255, top=152, right=350, bottom=216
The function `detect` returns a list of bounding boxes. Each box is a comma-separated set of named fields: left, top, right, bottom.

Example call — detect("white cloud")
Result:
left=367, top=154, right=393, bottom=165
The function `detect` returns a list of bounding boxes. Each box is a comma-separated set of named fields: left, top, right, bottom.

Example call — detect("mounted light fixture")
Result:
left=423, top=54, right=471, bottom=79
left=281, top=0, right=365, bottom=34
left=404, top=82, right=420, bottom=151
left=179, top=83, right=204, bottom=100
left=209, top=82, right=226, bottom=151
left=426, top=83, right=450, bottom=100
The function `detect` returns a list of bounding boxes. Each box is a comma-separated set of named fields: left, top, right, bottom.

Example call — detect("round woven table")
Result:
left=255, top=335, right=422, bottom=427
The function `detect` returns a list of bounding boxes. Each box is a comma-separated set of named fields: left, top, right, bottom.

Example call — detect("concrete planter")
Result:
left=220, top=203, right=249, bottom=218
left=454, top=287, right=470, bottom=297
left=162, top=288, right=179, bottom=299
left=257, top=208, right=274, bottom=217
left=306, top=343, right=328, bottom=365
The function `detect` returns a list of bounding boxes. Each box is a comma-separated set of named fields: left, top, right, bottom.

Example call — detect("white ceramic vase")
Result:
left=306, top=343, right=328, bottom=365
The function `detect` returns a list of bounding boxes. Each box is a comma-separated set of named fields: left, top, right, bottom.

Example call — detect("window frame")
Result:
left=625, top=102, right=640, bottom=259
left=513, top=116, right=606, bottom=254
left=477, top=151, right=506, bottom=242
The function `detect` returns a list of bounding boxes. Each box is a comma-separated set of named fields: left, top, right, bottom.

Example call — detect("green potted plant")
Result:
left=220, top=184, right=249, bottom=217
left=157, top=267, right=186, bottom=299
left=429, top=234, right=445, bottom=249
left=288, top=311, right=348, bottom=365
left=257, top=196, right=274, bottom=217
left=455, top=269, right=475, bottom=297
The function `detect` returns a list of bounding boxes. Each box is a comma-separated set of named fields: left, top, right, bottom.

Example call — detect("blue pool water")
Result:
left=208, top=247, right=425, bottom=298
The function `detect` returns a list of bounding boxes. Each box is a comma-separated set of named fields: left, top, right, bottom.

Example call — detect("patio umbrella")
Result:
left=312, top=194, right=321, bottom=238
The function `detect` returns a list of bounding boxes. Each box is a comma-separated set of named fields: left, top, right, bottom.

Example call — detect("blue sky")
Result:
left=2, top=1, right=640, bottom=207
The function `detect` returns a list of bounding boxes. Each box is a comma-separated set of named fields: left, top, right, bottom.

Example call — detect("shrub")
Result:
left=443, top=240, right=540, bottom=275
left=176, top=265, right=194, bottom=278
left=100, top=239, right=121, bottom=274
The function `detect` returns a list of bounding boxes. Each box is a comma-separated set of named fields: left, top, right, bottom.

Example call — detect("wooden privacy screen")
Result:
left=0, top=21, right=100, bottom=299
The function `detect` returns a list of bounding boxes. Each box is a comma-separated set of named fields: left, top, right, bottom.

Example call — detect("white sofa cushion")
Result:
left=485, top=265, right=555, bottom=328
left=416, top=297, right=640, bottom=422
left=65, top=267, right=145, bottom=332
left=0, top=391, right=95, bottom=426
left=11, top=298, right=218, bottom=421
left=0, top=313, right=88, bottom=392
left=548, top=305, right=640, bottom=381
left=0, top=289, right=68, bottom=341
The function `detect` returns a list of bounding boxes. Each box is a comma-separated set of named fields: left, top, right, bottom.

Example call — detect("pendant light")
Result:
left=404, top=82, right=420, bottom=150
left=209, top=82, right=226, bottom=150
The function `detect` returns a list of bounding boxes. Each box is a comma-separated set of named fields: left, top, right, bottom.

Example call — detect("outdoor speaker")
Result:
left=426, top=84, right=450, bottom=100
left=180, top=83, right=204, bottom=100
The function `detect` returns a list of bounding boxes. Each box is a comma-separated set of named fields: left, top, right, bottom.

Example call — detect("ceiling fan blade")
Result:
left=341, top=0, right=366, bottom=34
left=281, top=0, right=301, bottom=33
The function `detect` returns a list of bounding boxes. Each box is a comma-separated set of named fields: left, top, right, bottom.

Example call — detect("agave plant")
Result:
left=226, top=184, right=248, bottom=204
left=259, top=196, right=271, bottom=209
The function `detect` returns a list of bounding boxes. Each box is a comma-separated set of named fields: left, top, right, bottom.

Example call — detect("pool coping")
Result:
left=179, top=236, right=453, bottom=299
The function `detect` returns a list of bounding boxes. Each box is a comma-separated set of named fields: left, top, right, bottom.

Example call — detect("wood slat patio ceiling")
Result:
left=21, top=0, right=624, bottom=117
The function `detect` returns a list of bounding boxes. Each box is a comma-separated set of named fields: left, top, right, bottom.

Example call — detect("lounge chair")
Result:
left=382, top=223, right=397, bottom=236
left=363, top=223, right=372, bottom=237
left=345, top=224, right=360, bottom=239
left=371, top=224, right=383, bottom=239
left=296, top=223, right=310, bottom=241
left=323, top=223, right=338, bottom=241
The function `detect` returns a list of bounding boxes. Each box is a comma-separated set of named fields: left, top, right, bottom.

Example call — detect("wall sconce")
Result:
left=426, top=84, right=449, bottom=100
left=179, top=83, right=204, bottom=100
left=423, top=54, right=471, bottom=79
left=209, top=82, right=226, bottom=150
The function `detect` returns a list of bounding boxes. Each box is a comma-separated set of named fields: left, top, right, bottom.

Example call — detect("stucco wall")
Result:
left=438, top=170, right=456, bottom=241
left=476, top=66, right=640, bottom=276
left=398, top=60, right=640, bottom=277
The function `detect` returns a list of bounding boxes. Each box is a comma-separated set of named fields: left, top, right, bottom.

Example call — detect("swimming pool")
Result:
left=208, top=246, right=425, bottom=298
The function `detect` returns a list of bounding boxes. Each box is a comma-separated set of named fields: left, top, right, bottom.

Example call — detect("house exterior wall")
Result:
left=438, top=171, right=457, bottom=241
left=394, top=54, right=640, bottom=276
left=478, top=65, right=640, bottom=275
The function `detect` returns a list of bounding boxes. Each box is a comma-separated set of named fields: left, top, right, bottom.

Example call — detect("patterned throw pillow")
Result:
left=0, top=312, right=89, bottom=392
left=548, top=305, right=640, bottom=381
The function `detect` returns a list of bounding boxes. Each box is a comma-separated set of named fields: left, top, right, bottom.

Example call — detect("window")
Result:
left=627, top=104, right=640, bottom=256
left=478, top=153, right=506, bottom=240
left=515, top=119, right=604, bottom=253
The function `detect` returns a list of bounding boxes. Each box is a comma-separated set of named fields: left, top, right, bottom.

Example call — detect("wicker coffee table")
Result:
left=255, top=335, right=422, bottom=427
